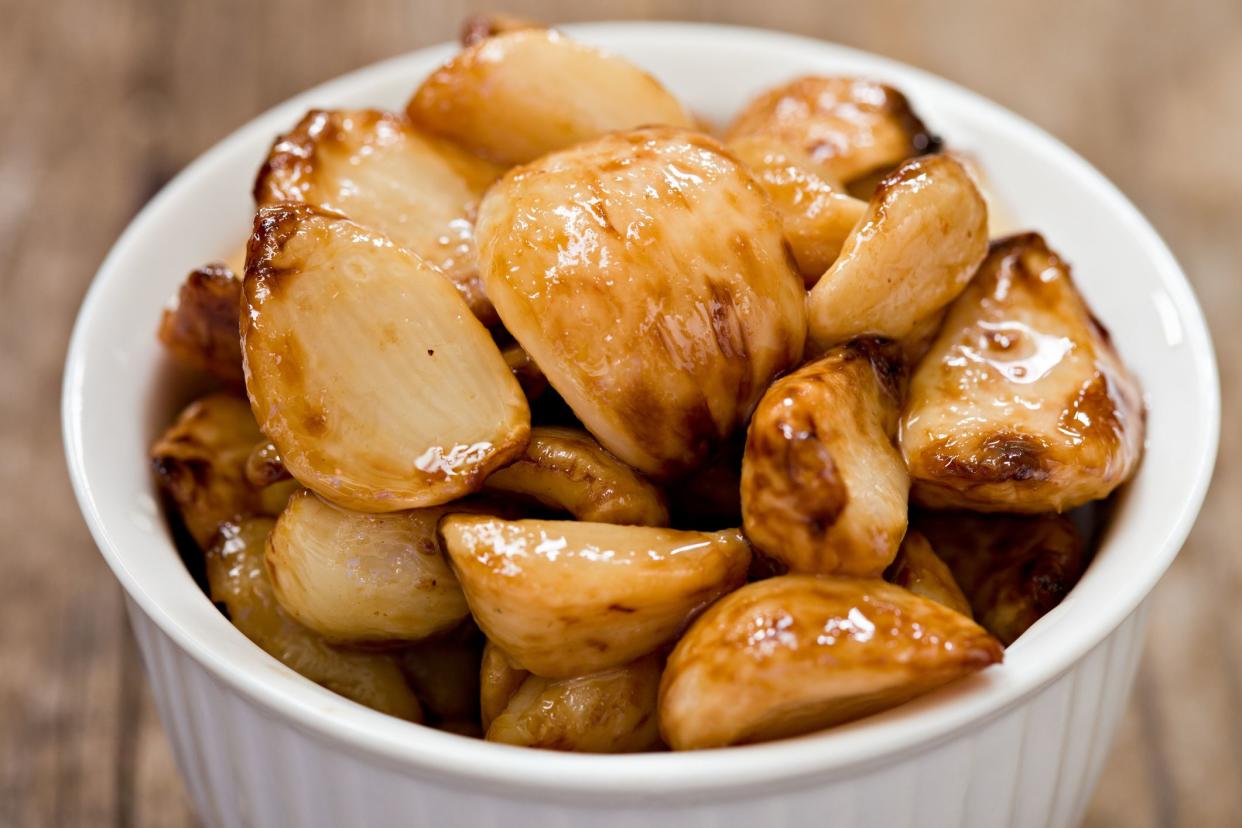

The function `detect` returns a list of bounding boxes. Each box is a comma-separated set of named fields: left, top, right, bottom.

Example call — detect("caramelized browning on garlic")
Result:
left=265, top=489, right=470, bottom=643
left=242, top=204, right=530, bottom=512
left=901, top=233, right=1144, bottom=512
left=206, top=518, right=422, bottom=720
left=884, top=530, right=972, bottom=617
left=728, top=136, right=867, bottom=285
left=741, top=340, right=909, bottom=576
left=407, top=29, right=694, bottom=166
left=477, top=127, right=807, bottom=478
left=807, top=154, right=989, bottom=350
left=483, top=426, right=668, bottom=525
left=916, top=511, right=1086, bottom=644
left=157, top=263, right=244, bottom=384
left=658, top=575, right=1002, bottom=749
left=487, top=652, right=663, bottom=752
left=725, top=76, right=940, bottom=186
left=440, top=516, right=751, bottom=678
left=255, top=109, right=504, bottom=324
left=152, top=393, right=265, bottom=548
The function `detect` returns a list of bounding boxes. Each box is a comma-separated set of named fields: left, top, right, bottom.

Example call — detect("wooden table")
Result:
left=2, top=1, right=1237, bottom=824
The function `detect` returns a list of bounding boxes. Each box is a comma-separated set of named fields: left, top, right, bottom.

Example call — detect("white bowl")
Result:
left=63, top=22, right=1218, bottom=828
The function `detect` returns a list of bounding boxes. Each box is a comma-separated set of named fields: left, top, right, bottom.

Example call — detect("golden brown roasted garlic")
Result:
left=152, top=393, right=265, bottom=548
left=725, top=76, right=940, bottom=186
left=439, top=516, right=751, bottom=678
left=476, top=127, right=807, bottom=478
left=483, top=426, right=668, bottom=526
left=407, top=29, right=694, bottom=166
left=901, top=233, right=1144, bottom=512
left=242, top=203, right=530, bottom=512
left=206, top=518, right=422, bottom=720
left=916, top=511, right=1086, bottom=645
left=741, top=340, right=909, bottom=576
left=480, top=640, right=530, bottom=731
left=807, top=154, right=988, bottom=350
left=884, top=530, right=972, bottom=617
left=157, top=263, right=244, bottom=384
left=727, top=137, right=867, bottom=285
left=487, top=652, right=663, bottom=752
left=265, top=490, right=471, bottom=643
left=658, top=575, right=1002, bottom=749
left=255, top=109, right=503, bottom=324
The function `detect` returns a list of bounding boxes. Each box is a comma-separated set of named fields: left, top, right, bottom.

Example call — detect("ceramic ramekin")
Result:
left=62, top=23, right=1218, bottom=828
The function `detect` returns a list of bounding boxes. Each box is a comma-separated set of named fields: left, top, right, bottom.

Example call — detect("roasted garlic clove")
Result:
left=206, top=518, right=422, bottom=720
left=900, top=233, right=1144, bottom=512
left=242, top=203, right=530, bottom=512
left=884, top=530, right=972, bottom=617
left=725, top=76, right=939, bottom=186
left=265, top=489, right=470, bottom=643
left=157, top=263, right=244, bottom=384
left=741, top=340, right=909, bottom=577
left=480, top=640, right=530, bottom=731
left=254, top=109, right=503, bottom=324
left=152, top=393, right=264, bottom=548
left=807, top=154, right=988, bottom=350
left=459, top=12, right=543, bottom=46
left=399, top=624, right=485, bottom=726
left=486, top=652, right=663, bottom=753
left=407, top=29, right=694, bottom=166
left=659, top=575, right=1002, bottom=749
left=440, top=516, right=751, bottom=678
left=728, top=136, right=867, bottom=285
left=916, top=511, right=1086, bottom=645
left=476, top=127, right=806, bottom=478
left=483, top=426, right=668, bottom=526
left=500, top=340, right=548, bottom=402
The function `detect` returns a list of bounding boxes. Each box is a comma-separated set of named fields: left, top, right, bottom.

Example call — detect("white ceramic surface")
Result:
left=63, top=22, right=1218, bottom=828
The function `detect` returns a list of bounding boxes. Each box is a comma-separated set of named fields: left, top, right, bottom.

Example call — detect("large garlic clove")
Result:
left=900, top=233, right=1144, bottom=512
left=807, top=154, right=989, bottom=350
left=916, top=511, right=1086, bottom=645
left=659, top=575, right=1002, bottom=749
left=480, top=640, right=530, bottom=732
left=151, top=393, right=264, bottom=549
left=265, top=489, right=470, bottom=644
left=476, top=127, right=806, bottom=478
left=728, top=136, right=868, bottom=286
left=406, top=29, right=694, bottom=166
left=242, top=203, right=530, bottom=512
left=725, top=76, right=939, bottom=186
left=483, top=426, right=668, bottom=526
left=157, top=263, right=244, bottom=384
left=439, top=516, right=751, bottom=678
left=741, top=340, right=909, bottom=577
left=486, top=652, right=663, bottom=753
left=254, top=109, right=504, bottom=324
left=884, top=530, right=972, bottom=617
left=206, top=518, right=422, bottom=720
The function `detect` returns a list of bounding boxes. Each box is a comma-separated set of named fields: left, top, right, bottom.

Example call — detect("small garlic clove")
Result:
left=440, top=515, right=751, bottom=678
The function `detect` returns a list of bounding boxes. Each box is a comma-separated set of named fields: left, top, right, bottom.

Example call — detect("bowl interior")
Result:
left=63, top=22, right=1218, bottom=796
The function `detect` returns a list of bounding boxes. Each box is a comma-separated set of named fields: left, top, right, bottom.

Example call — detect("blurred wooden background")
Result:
left=1, top=0, right=1238, bottom=825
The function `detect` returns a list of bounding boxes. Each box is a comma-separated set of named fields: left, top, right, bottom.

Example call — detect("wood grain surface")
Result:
left=1, top=1, right=1237, bottom=825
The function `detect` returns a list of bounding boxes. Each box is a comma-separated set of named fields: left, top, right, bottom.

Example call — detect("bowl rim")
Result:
left=62, top=20, right=1219, bottom=800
